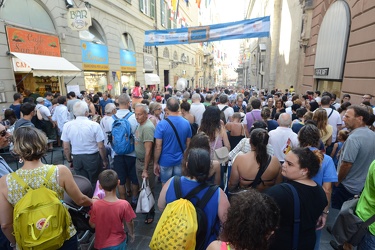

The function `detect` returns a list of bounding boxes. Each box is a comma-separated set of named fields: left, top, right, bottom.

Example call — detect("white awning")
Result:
left=144, top=73, right=160, bottom=85
left=11, top=52, right=81, bottom=77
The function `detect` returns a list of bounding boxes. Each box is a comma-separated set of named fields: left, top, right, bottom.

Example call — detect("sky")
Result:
left=216, top=0, right=247, bottom=67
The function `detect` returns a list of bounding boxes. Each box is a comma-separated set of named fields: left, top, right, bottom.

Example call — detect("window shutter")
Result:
left=139, top=0, right=144, bottom=12
left=150, top=0, right=155, bottom=18
left=167, top=8, right=171, bottom=28
left=161, top=0, right=165, bottom=27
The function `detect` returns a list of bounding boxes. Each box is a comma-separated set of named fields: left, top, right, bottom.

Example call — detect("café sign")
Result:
left=67, top=8, right=92, bottom=31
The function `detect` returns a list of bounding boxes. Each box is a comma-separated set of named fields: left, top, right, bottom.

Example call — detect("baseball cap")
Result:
left=36, top=97, right=44, bottom=103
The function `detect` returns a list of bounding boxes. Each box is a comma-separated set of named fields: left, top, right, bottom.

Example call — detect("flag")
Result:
left=174, top=0, right=180, bottom=20
left=196, top=0, right=201, bottom=8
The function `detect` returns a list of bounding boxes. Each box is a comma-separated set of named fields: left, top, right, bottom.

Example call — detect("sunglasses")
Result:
left=0, top=130, right=7, bottom=137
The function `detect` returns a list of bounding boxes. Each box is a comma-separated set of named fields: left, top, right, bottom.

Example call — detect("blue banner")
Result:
left=120, top=50, right=136, bottom=72
left=81, top=40, right=109, bottom=65
left=145, top=16, right=270, bottom=46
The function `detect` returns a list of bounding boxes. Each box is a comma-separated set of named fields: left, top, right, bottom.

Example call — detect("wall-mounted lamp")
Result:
left=65, top=0, right=74, bottom=9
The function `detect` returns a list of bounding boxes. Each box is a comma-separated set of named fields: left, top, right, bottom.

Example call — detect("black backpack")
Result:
left=220, top=106, right=228, bottom=124
left=174, top=176, right=219, bottom=250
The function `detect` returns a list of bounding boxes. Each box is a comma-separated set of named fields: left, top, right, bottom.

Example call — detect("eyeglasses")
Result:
left=0, top=130, right=7, bottom=137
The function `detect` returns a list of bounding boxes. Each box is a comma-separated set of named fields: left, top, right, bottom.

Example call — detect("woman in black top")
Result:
left=265, top=147, right=327, bottom=250
left=271, top=99, right=285, bottom=119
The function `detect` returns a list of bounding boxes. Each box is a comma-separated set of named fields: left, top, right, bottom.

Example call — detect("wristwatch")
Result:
left=322, top=210, right=329, bottom=215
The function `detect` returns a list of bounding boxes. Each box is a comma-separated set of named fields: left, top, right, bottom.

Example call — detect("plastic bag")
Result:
left=136, top=178, right=155, bottom=213
left=93, top=180, right=105, bottom=199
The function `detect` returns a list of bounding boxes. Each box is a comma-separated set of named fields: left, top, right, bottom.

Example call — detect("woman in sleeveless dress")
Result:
left=0, top=127, right=93, bottom=249
left=225, top=112, right=249, bottom=150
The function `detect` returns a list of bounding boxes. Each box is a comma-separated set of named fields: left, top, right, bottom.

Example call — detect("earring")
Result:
left=19, top=158, right=23, bottom=164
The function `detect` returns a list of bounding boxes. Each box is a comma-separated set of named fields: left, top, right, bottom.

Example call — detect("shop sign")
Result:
left=315, top=68, right=329, bottom=76
left=6, top=26, right=61, bottom=56
left=67, top=8, right=92, bottom=31
left=11, top=57, right=31, bottom=72
left=120, top=50, right=136, bottom=72
left=81, top=40, right=109, bottom=71
left=143, top=54, right=154, bottom=71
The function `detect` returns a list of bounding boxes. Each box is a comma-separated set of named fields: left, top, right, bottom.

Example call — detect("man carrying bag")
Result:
left=330, top=160, right=375, bottom=249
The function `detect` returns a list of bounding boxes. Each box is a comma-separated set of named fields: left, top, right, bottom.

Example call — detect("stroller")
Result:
left=63, top=175, right=95, bottom=250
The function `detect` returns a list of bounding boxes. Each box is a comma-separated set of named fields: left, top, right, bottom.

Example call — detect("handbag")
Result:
left=331, top=197, right=375, bottom=246
left=136, top=178, right=155, bottom=213
left=213, top=136, right=229, bottom=164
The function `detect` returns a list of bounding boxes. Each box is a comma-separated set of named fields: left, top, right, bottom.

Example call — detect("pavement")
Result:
left=4, top=146, right=338, bottom=250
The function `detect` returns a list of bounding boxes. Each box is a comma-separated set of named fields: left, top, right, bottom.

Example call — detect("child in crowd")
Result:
left=90, top=170, right=136, bottom=250
left=330, top=130, right=349, bottom=168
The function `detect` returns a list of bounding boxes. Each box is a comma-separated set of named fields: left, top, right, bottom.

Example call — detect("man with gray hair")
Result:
left=154, top=97, right=192, bottom=185
left=134, top=103, right=156, bottom=223
left=61, top=101, right=107, bottom=187
left=190, top=93, right=205, bottom=126
left=268, top=113, right=299, bottom=163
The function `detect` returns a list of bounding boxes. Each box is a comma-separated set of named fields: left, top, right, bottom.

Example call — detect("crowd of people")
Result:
left=0, top=85, right=375, bottom=249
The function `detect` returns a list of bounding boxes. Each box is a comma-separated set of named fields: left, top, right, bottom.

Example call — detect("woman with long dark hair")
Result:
left=199, top=106, right=230, bottom=158
left=228, top=128, right=281, bottom=192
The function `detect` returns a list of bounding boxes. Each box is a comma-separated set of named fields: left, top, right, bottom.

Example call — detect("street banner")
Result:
left=145, top=16, right=270, bottom=46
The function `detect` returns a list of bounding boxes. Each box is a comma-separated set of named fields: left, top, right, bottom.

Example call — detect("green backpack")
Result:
left=11, top=166, right=72, bottom=250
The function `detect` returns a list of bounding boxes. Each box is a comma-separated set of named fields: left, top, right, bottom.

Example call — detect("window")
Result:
left=160, top=0, right=171, bottom=28
left=79, top=19, right=106, bottom=44
left=139, top=0, right=155, bottom=18
left=121, top=33, right=135, bottom=51
left=173, top=51, right=178, bottom=60
left=143, top=46, right=153, bottom=54
left=163, top=48, right=170, bottom=58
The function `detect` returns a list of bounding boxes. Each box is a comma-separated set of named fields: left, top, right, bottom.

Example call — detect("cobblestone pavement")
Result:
left=5, top=147, right=338, bottom=250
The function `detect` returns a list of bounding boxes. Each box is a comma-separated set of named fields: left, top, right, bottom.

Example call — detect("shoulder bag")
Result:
left=213, top=135, right=229, bottom=164
left=331, top=196, right=375, bottom=246
left=165, top=118, right=184, bottom=153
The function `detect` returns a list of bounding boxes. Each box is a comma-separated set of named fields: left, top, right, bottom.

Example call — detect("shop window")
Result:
left=139, top=0, right=155, bottom=18
left=317, top=80, right=342, bottom=99
left=121, top=33, right=135, bottom=51
left=0, top=0, right=55, bottom=34
left=143, top=46, right=153, bottom=54
left=163, top=48, right=170, bottom=58
left=79, top=19, right=106, bottom=44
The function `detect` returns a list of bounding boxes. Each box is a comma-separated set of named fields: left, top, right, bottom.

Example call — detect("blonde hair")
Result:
left=13, top=126, right=47, bottom=161
left=313, top=108, right=328, bottom=135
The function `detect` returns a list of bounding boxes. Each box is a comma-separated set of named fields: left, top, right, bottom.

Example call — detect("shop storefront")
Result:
left=81, top=40, right=109, bottom=93
left=7, top=26, right=81, bottom=96
left=119, top=49, right=136, bottom=95
left=144, top=54, right=160, bottom=90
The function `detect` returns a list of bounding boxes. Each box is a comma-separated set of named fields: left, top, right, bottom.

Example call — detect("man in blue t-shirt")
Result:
left=154, top=97, right=192, bottom=185
left=99, top=93, right=113, bottom=116
left=9, top=93, right=23, bottom=119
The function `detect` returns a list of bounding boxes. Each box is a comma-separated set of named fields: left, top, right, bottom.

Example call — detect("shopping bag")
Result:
left=136, top=178, right=155, bottom=213
left=93, top=180, right=105, bottom=199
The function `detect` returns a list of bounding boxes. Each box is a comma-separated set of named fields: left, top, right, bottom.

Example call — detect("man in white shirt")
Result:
left=61, top=101, right=107, bottom=187
left=52, top=96, right=70, bottom=136
left=36, top=97, right=56, bottom=151
left=321, top=95, right=342, bottom=155
left=190, top=93, right=206, bottom=126
left=268, top=113, right=299, bottom=163
left=217, top=94, right=234, bottom=123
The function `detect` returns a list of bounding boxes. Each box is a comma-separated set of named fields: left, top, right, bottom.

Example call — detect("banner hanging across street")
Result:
left=144, top=16, right=270, bottom=46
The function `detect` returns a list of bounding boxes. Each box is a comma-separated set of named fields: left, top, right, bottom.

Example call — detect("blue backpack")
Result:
left=111, top=112, right=134, bottom=155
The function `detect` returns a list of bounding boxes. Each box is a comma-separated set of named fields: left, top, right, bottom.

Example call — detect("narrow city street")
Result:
left=3, top=148, right=339, bottom=250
